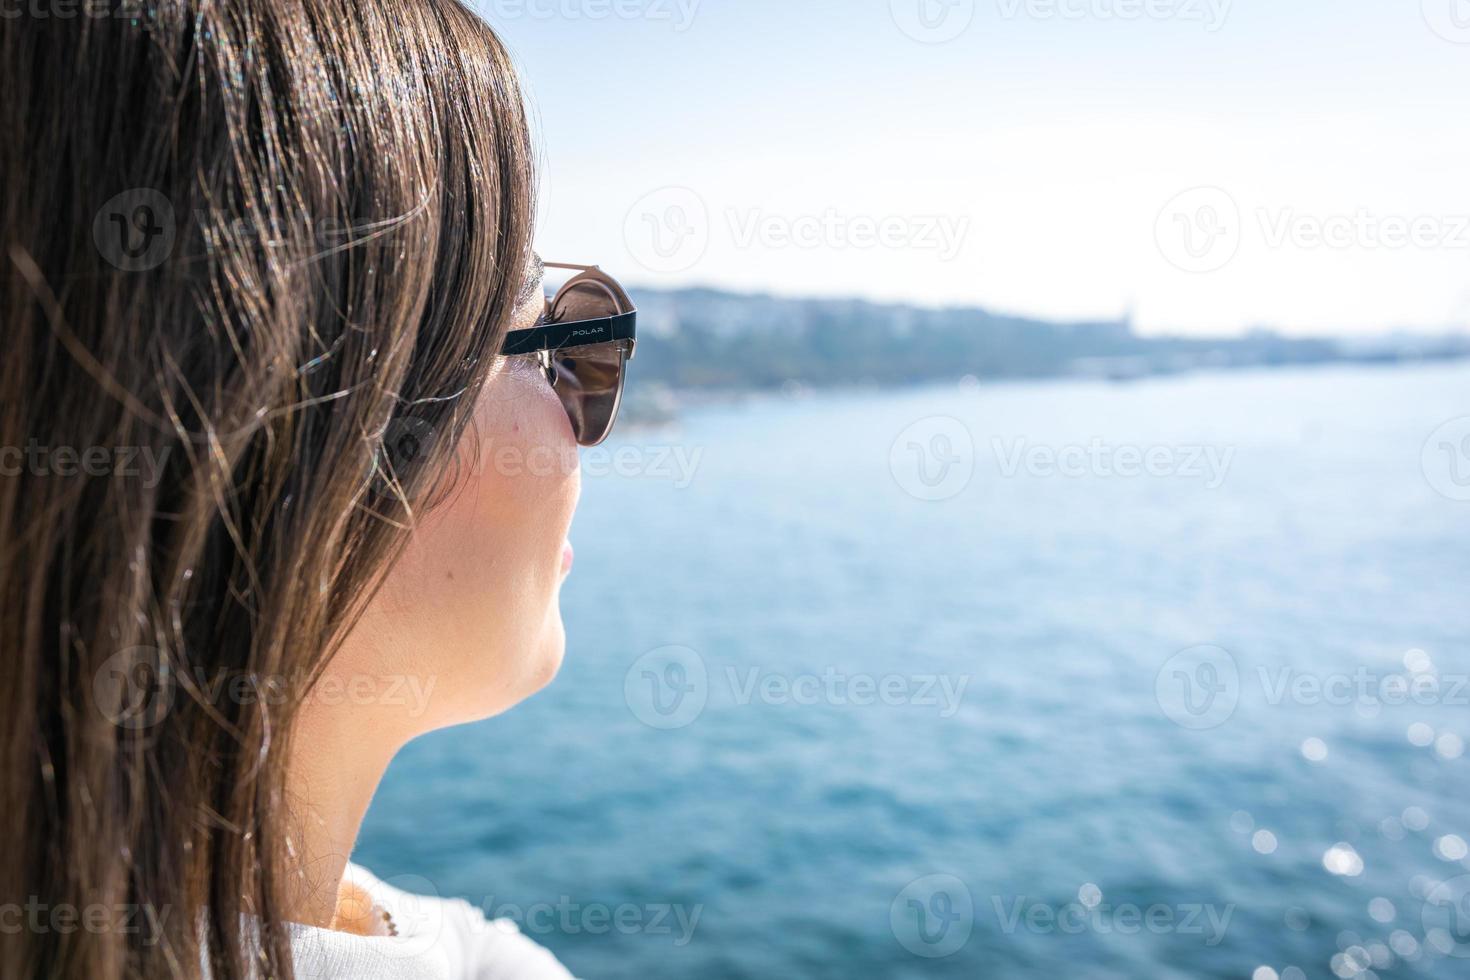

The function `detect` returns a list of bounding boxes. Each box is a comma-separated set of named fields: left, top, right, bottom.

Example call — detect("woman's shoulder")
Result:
left=289, top=864, right=576, bottom=980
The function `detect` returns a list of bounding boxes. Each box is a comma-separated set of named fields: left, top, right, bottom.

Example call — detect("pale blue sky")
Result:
left=479, top=0, right=1470, bottom=336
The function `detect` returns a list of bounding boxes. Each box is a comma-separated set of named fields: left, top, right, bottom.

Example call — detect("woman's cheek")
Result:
left=397, top=360, right=579, bottom=722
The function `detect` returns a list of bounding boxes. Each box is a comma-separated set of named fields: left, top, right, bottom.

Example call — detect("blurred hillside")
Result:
left=624, top=287, right=1470, bottom=393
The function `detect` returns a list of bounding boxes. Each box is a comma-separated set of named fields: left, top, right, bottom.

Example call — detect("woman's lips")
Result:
left=561, top=540, right=574, bottom=576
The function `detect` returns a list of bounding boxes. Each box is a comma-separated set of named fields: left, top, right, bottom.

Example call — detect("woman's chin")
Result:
left=470, top=609, right=567, bottom=724
left=530, top=606, right=568, bottom=693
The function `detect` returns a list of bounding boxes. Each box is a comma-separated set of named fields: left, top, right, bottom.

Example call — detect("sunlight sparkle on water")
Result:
left=1323, top=843, right=1365, bottom=877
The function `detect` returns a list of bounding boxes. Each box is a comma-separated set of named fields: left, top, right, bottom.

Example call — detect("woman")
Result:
left=0, top=1, right=635, bottom=976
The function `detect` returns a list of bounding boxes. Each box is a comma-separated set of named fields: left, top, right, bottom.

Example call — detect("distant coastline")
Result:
left=619, top=286, right=1470, bottom=426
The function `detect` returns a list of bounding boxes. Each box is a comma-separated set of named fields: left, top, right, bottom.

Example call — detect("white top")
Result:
left=288, top=864, right=576, bottom=980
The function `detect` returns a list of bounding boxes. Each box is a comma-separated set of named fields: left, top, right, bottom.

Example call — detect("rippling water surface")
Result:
left=359, top=361, right=1470, bottom=979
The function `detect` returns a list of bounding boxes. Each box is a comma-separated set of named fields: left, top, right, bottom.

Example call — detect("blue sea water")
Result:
left=358, top=361, right=1470, bottom=979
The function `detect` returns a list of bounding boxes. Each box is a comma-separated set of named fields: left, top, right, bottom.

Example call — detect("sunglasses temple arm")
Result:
left=500, top=311, right=638, bottom=357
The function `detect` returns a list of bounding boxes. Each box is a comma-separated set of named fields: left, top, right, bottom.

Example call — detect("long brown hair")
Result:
left=0, top=1, right=535, bottom=976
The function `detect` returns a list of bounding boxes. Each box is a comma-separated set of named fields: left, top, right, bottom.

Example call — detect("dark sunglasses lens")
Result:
left=553, top=343, right=627, bottom=447
left=552, top=278, right=620, bottom=322
left=548, top=275, right=631, bottom=446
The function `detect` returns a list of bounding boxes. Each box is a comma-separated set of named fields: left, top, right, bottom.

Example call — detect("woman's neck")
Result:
left=284, top=697, right=406, bottom=931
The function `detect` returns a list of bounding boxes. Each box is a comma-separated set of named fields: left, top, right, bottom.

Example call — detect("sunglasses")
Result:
left=500, top=262, right=638, bottom=447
